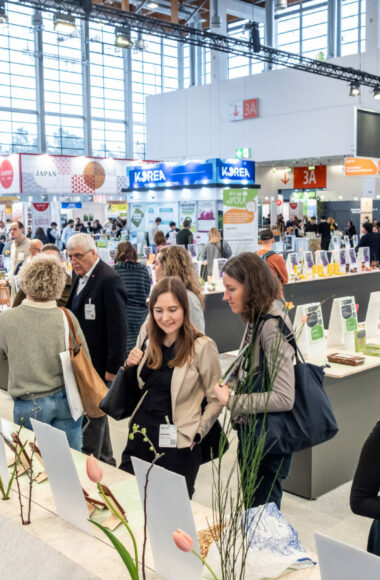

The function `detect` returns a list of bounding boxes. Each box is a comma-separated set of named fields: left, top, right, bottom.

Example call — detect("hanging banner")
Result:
left=0, top=155, right=21, bottom=195
left=31, top=203, right=51, bottom=232
left=223, top=188, right=258, bottom=250
left=345, top=158, right=377, bottom=176
left=197, top=201, right=217, bottom=234
left=21, top=154, right=132, bottom=195
left=179, top=201, right=197, bottom=232
left=129, top=204, right=146, bottom=232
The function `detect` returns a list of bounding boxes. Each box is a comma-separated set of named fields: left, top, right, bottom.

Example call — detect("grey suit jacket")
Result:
left=228, top=300, right=295, bottom=417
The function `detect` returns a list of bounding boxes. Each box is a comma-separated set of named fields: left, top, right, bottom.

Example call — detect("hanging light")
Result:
left=134, top=31, right=145, bottom=51
left=0, top=0, right=7, bottom=24
left=275, top=0, right=288, bottom=10
left=53, top=12, right=76, bottom=34
left=373, top=86, right=380, bottom=100
left=349, top=82, right=360, bottom=97
left=115, top=27, right=133, bottom=49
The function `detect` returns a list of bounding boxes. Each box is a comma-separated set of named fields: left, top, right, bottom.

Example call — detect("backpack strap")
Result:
left=257, top=313, right=303, bottom=363
left=260, top=251, right=276, bottom=263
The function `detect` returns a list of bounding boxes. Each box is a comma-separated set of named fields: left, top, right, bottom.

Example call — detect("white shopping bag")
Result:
left=59, top=310, right=85, bottom=421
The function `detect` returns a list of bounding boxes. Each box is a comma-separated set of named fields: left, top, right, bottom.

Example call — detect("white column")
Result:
left=365, top=0, right=380, bottom=53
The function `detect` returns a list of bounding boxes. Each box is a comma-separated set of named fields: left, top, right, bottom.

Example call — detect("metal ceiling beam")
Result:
left=15, top=0, right=380, bottom=88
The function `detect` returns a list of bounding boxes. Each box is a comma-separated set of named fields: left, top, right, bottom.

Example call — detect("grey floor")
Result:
left=0, top=354, right=371, bottom=556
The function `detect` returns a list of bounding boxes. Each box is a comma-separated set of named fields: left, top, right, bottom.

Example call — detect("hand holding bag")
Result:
left=61, top=307, right=108, bottom=419
left=100, top=338, right=147, bottom=421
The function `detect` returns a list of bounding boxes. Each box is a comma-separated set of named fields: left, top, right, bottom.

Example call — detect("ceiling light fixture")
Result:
left=373, top=86, right=380, bottom=100
left=115, top=27, right=133, bottom=48
left=53, top=12, right=76, bottom=34
left=147, top=1, right=158, bottom=9
left=0, top=0, right=8, bottom=25
left=349, top=82, right=360, bottom=97
left=134, top=31, right=145, bottom=51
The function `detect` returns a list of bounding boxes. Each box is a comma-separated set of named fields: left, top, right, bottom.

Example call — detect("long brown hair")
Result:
left=223, top=252, right=281, bottom=322
left=115, top=241, right=138, bottom=263
left=158, top=245, right=204, bottom=308
left=146, top=277, right=202, bottom=369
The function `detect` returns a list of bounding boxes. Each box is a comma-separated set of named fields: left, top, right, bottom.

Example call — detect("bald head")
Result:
left=30, top=239, right=43, bottom=257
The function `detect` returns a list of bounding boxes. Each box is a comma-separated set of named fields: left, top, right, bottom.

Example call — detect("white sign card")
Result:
left=365, top=291, right=380, bottom=338
left=327, top=297, right=358, bottom=349
left=347, top=247, right=357, bottom=269
left=0, top=419, right=10, bottom=487
left=343, top=235, right=351, bottom=249
left=131, top=457, right=202, bottom=580
left=30, top=419, right=92, bottom=535
left=294, top=303, right=326, bottom=360
left=332, top=236, right=341, bottom=249
left=212, top=258, right=227, bottom=281
left=315, top=250, right=329, bottom=268
left=286, top=252, right=298, bottom=273
left=303, top=251, right=314, bottom=271
left=331, top=249, right=347, bottom=273
left=358, top=246, right=370, bottom=266
left=352, top=234, right=359, bottom=247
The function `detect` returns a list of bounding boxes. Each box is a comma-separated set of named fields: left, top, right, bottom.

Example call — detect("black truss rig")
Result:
left=14, top=0, right=380, bottom=89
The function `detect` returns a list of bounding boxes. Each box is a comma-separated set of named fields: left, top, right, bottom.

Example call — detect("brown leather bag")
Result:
left=61, top=307, right=108, bottom=418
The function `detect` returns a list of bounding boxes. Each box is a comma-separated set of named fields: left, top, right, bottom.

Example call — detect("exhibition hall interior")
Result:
left=1, top=0, right=380, bottom=578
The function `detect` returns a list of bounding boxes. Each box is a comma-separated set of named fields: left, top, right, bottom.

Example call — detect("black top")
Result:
left=350, top=422, right=380, bottom=519
left=305, top=223, right=318, bottom=234
left=139, top=343, right=175, bottom=420
left=318, top=221, right=331, bottom=239
left=356, top=232, right=380, bottom=262
left=175, top=228, right=193, bottom=248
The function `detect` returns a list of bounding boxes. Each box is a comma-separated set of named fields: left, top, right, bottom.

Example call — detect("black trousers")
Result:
left=82, top=415, right=116, bottom=466
left=238, top=426, right=292, bottom=510
left=368, top=519, right=380, bottom=557
left=120, top=413, right=201, bottom=498
left=321, top=237, right=330, bottom=251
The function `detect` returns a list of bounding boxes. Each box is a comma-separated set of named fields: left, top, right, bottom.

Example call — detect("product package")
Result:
left=354, top=329, right=366, bottom=353
left=327, top=353, right=365, bottom=366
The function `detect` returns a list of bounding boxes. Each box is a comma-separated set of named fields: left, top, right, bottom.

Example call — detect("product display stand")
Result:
left=301, top=251, right=314, bottom=273
left=346, top=247, right=358, bottom=272
left=331, top=249, right=347, bottom=274
left=326, top=297, right=358, bottom=350
left=357, top=246, right=370, bottom=269
left=286, top=252, right=299, bottom=275
left=212, top=258, right=227, bottom=283
left=293, top=303, right=326, bottom=360
left=365, top=291, right=380, bottom=339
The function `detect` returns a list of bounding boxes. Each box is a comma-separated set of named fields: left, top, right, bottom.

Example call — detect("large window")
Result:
left=0, top=2, right=37, bottom=153
left=276, top=1, right=328, bottom=60
left=340, top=0, right=366, bottom=56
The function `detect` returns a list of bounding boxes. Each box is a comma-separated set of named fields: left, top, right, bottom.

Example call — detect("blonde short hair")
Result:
left=19, top=255, right=65, bottom=302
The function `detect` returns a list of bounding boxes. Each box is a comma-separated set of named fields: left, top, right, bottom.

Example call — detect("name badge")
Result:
left=159, top=424, right=177, bottom=448
left=85, top=299, right=96, bottom=320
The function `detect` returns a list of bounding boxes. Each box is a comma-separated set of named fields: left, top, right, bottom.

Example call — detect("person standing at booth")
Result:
left=175, top=219, right=193, bottom=249
left=318, top=216, right=331, bottom=251
left=66, top=234, right=128, bottom=465
left=256, top=229, right=288, bottom=295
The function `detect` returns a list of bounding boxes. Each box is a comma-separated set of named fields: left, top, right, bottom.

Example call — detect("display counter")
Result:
left=204, top=270, right=380, bottom=353
left=0, top=421, right=319, bottom=579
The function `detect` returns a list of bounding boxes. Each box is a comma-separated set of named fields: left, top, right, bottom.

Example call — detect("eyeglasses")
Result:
left=67, top=250, right=91, bottom=261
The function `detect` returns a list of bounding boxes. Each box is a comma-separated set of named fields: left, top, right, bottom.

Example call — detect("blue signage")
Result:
left=127, top=158, right=255, bottom=189
left=216, top=159, right=255, bottom=183
left=128, top=161, right=214, bottom=189
left=61, top=202, right=82, bottom=209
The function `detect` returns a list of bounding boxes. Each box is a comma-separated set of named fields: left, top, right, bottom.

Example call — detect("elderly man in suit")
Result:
left=66, top=233, right=128, bottom=465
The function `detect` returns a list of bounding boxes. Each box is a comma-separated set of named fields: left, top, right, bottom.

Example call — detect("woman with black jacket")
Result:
left=350, top=422, right=380, bottom=556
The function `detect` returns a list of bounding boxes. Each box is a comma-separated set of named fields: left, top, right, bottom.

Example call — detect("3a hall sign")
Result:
left=293, top=166, right=326, bottom=189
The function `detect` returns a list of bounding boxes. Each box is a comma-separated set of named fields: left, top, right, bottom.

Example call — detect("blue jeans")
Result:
left=13, top=389, right=83, bottom=451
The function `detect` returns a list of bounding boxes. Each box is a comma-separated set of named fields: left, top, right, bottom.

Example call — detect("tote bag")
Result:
left=59, top=310, right=85, bottom=421
left=61, top=308, right=108, bottom=419
left=249, top=315, right=338, bottom=455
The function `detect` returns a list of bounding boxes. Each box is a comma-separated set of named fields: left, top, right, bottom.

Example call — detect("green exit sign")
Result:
left=235, top=147, right=251, bottom=159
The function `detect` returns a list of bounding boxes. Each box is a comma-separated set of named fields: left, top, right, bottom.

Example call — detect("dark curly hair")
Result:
left=223, top=252, right=281, bottom=322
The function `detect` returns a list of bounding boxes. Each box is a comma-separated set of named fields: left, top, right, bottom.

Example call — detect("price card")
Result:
left=358, top=246, right=370, bottom=267
left=327, top=296, right=358, bottom=349
left=286, top=252, right=299, bottom=273
left=294, top=302, right=326, bottom=360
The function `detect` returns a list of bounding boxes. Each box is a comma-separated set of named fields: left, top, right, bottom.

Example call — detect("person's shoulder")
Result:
left=194, top=334, right=218, bottom=354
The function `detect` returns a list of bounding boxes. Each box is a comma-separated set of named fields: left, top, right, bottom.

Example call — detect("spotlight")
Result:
left=115, top=27, right=133, bottom=49
left=245, top=22, right=260, bottom=53
left=373, top=86, right=380, bottom=100
left=134, top=31, right=145, bottom=51
left=147, top=1, right=158, bottom=8
left=53, top=12, right=76, bottom=34
left=0, top=0, right=8, bottom=24
left=349, top=82, right=360, bottom=97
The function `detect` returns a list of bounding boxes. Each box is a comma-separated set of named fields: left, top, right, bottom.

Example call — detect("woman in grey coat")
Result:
left=213, top=252, right=295, bottom=510
left=202, top=227, right=232, bottom=278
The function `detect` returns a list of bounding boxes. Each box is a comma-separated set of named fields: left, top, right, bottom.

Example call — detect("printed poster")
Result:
left=223, top=188, right=258, bottom=251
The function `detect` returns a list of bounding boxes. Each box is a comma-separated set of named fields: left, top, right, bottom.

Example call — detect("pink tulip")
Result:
left=173, top=529, right=194, bottom=552
left=86, top=454, right=103, bottom=483
left=355, top=303, right=359, bottom=312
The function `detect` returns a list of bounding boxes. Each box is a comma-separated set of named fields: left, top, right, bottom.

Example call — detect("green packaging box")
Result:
left=355, top=329, right=366, bottom=353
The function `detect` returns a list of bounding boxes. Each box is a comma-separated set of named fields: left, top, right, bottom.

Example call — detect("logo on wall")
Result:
left=0, top=159, right=14, bottom=189
left=72, top=161, right=106, bottom=193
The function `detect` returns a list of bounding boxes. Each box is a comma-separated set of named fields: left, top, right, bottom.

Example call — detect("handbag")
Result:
left=100, top=338, right=148, bottom=421
left=61, top=308, right=108, bottom=419
left=59, top=310, right=85, bottom=421
left=243, top=314, right=338, bottom=455
left=200, top=419, right=229, bottom=465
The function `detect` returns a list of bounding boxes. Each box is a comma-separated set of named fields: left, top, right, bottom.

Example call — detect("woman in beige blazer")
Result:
left=213, top=252, right=295, bottom=510
left=120, top=276, right=222, bottom=497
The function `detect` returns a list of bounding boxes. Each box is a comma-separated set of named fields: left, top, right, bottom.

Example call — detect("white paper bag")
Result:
left=59, top=311, right=84, bottom=421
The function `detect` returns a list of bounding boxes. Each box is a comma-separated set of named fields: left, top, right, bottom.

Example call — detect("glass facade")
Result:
left=0, top=1, right=369, bottom=156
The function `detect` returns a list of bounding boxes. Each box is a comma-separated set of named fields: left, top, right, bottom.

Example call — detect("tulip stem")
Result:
left=191, top=549, right=219, bottom=580
left=97, top=483, right=139, bottom=575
